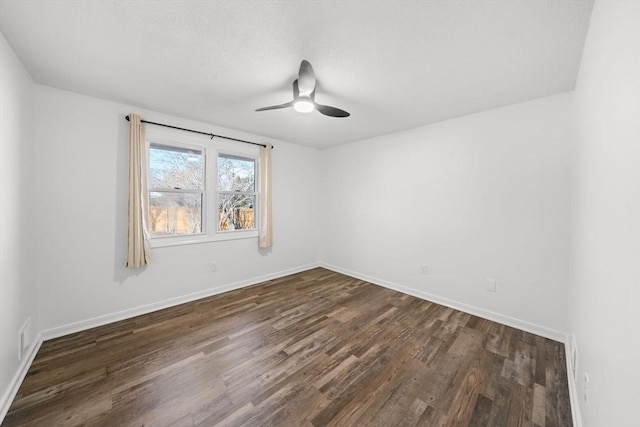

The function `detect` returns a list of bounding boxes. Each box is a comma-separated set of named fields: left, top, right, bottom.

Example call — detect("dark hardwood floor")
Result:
left=3, top=268, right=572, bottom=426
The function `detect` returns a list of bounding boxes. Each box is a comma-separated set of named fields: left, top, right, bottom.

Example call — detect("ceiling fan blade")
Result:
left=255, top=101, right=293, bottom=112
left=293, top=79, right=299, bottom=99
left=297, top=60, right=316, bottom=94
left=314, top=103, right=350, bottom=118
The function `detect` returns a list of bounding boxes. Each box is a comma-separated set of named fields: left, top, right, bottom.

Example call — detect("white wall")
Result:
left=34, top=86, right=321, bottom=334
left=7, top=6, right=639, bottom=424
left=0, top=32, right=39, bottom=414
left=321, top=93, right=572, bottom=338
left=569, top=1, right=640, bottom=426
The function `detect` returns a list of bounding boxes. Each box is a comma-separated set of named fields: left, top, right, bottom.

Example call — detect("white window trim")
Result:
left=145, top=127, right=260, bottom=248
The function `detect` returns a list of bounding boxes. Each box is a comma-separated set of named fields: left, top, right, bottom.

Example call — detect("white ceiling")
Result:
left=0, top=0, right=593, bottom=149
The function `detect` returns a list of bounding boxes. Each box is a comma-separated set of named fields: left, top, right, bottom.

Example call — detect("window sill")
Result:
left=149, top=230, right=259, bottom=248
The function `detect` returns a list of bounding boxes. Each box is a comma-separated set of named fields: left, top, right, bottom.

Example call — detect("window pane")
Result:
left=149, top=144, right=204, bottom=190
left=218, top=155, right=255, bottom=192
left=218, top=193, right=255, bottom=231
left=149, top=192, right=203, bottom=236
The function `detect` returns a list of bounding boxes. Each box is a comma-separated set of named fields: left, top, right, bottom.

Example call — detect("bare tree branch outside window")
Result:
left=218, top=155, right=256, bottom=231
left=148, top=144, right=204, bottom=236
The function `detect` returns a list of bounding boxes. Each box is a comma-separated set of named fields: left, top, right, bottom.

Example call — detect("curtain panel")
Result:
left=259, top=143, right=273, bottom=248
left=126, top=114, right=152, bottom=267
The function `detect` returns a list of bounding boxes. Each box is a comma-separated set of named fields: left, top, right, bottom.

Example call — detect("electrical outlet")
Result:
left=571, top=335, right=578, bottom=381
left=486, top=279, right=497, bottom=292
left=583, top=373, right=590, bottom=406
left=210, top=263, right=219, bottom=273
left=420, top=264, right=428, bottom=275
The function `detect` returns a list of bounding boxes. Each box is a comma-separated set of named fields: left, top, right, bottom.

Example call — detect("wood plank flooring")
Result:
left=2, top=268, right=572, bottom=426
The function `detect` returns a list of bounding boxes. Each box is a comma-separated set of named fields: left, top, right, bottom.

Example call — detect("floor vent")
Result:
left=18, top=317, right=31, bottom=360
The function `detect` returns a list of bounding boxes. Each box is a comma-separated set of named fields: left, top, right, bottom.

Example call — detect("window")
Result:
left=217, top=155, right=256, bottom=232
left=146, top=128, right=259, bottom=246
left=149, top=143, right=205, bottom=236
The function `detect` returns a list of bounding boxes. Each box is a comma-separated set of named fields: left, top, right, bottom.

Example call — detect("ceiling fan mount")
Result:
left=256, top=60, right=350, bottom=118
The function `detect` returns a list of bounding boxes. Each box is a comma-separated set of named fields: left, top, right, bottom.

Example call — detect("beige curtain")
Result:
left=259, top=143, right=273, bottom=248
left=126, top=114, right=151, bottom=267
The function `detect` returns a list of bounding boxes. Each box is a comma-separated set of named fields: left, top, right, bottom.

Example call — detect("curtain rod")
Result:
left=125, top=115, right=271, bottom=148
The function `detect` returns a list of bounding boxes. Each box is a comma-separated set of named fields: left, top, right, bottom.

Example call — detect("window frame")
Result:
left=216, top=152, right=259, bottom=234
left=145, top=127, right=260, bottom=248
left=148, top=141, right=207, bottom=238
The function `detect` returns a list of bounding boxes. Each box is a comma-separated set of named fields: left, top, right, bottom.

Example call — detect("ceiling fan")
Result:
left=256, top=60, right=350, bottom=118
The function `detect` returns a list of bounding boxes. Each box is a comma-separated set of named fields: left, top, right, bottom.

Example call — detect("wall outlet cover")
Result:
left=583, top=372, right=590, bottom=406
left=571, top=334, right=578, bottom=381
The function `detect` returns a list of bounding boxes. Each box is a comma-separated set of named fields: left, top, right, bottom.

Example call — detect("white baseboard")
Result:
left=42, top=262, right=320, bottom=340
left=0, top=332, right=44, bottom=423
left=320, top=263, right=566, bottom=342
left=565, top=335, right=583, bottom=427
